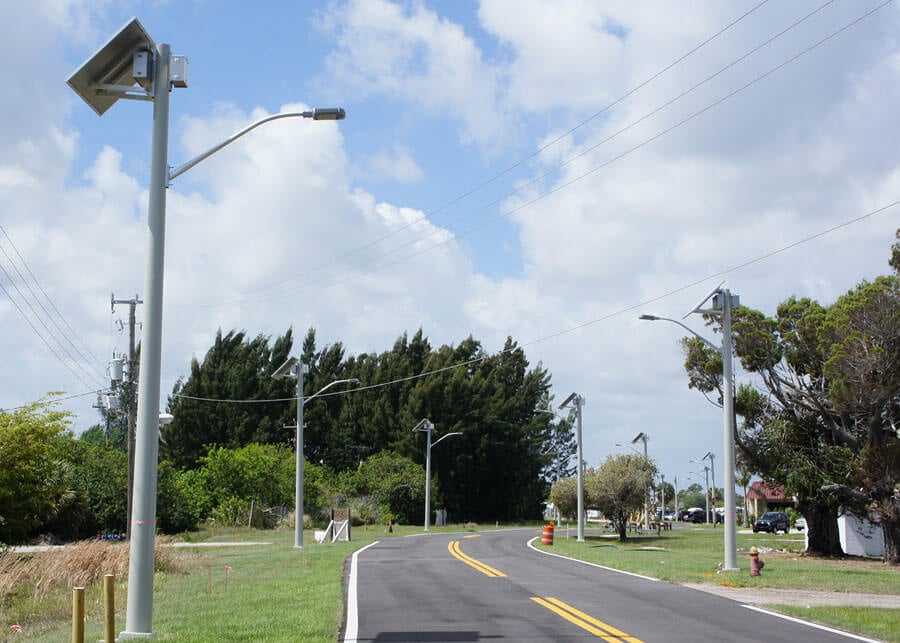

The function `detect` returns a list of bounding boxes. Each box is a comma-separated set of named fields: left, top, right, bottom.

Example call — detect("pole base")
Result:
left=119, top=630, right=157, bottom=639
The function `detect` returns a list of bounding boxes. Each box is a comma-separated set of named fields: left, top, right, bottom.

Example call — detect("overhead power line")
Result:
left=181, top=0, right=775, bottom=308
left=202, top=0, right=884, bottom=307
left=171, top=197, right=898, bottom=406
left=0, top=224, right=108, bottom=384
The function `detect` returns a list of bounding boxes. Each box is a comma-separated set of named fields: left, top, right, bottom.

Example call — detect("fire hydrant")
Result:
left=749, top=546, right=765, bottom=576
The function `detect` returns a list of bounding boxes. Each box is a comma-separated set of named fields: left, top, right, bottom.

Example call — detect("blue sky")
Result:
left=1, top=0, right=898, bottom=498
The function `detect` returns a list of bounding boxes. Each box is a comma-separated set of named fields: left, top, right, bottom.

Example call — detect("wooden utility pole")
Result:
left=112, top=294, right=142, bottom=537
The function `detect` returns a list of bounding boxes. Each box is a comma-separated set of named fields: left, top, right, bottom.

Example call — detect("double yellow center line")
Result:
left=447, top=540, right=507, bottom=577
left=447, top=538, right=642, bottom=641
left=531, top=596, right=644, bottom=642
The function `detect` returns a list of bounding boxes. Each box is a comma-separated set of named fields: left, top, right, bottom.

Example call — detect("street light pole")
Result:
left=274, top=358, right=359, bottom=548
left=122, top=42, right=171, bottom=638
left=69, top=21, right=346, bottom=636
left=412, top=419, right=461, bottom=531
left=703, top=451, right=717, bottom=520
left=631, top=432, right=650, bottom=530
left=559, top=393, right=585, bottom=543
left=719, top=290, right=739, bottom=570
left=660, top=474, right=665, bottom=519
left=639, top=285, right=740, bottom=571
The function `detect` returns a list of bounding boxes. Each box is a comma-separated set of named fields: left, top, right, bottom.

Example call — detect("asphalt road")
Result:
left=344, top=527, right=875, bottom=643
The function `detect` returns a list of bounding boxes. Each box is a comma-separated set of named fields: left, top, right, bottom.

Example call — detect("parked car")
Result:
left=794, top=516, right=807, bottom=531
left=684, top=508, right=707, bottom=523
left=753, top=511, right=790, bottom=534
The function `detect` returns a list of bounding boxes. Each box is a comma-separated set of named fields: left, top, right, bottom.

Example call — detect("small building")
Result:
left=746, top=481, right=792, bottom=517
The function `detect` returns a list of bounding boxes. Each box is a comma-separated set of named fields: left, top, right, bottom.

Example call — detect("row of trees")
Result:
left=163, top=330, right=571, bottom=525
left=1, top=331, right=574, bottom=544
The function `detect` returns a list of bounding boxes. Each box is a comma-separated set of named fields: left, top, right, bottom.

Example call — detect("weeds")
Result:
left=0, top=538, right=189, bottom=636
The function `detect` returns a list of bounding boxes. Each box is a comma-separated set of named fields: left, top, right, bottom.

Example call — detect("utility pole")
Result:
left=632, top=432, right=650, bottom=530
left=660, top=474, right=666, bottom=520
left=703, top=451, right=717, bottom=522
left=112, top=293, right=143, bottom=537
left=559, top=393, right=585, bottom=542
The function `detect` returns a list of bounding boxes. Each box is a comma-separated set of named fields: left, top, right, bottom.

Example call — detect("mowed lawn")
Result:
left=5, top=522, right=899, bottom=641
left=546, top=521, right=900, bottom=642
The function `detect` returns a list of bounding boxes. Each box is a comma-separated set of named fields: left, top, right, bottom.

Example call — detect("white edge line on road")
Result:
left=343, top=540, right=380, bottom=643
left=742, top=605, right=880, bottom=642
left=526, top=537, right=660, bottom=582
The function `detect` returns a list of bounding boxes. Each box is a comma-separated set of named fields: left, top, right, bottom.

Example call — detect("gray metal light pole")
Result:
left=412, top=419, right=461, bottom=531
left=631, top=432, right=650, bottom=529
left=274, top=358, right=359, bottom=548
left=559, top=394, right=585, bottom=542
left=121, top=41, right=171, bottom=639
left=68, top=18, right=346, bottom=636
left=674, top=476, right=679, bottom=518
left=660, top=474, right=665, bottom=519
left=718, top=289, right=739, bottom=570
left=640, top=285, right=740, bottom=571
left=703, top=451, right=717, bottom=520
left=292, top=363, right=305, bottom=548
left=703, top=466, right=710, bottom=522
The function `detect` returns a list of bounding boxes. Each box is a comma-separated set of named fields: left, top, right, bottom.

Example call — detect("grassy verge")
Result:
left=0, top=522, right=475, bottom=641
left=3, top=523, right=896, bottom=641
left=769, top=606, right=899, bottom=643
left=544, top=523, right=899, bottom=642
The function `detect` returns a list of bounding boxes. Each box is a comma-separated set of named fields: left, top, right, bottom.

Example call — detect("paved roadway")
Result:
left=343, top=527, right=876, bottom=642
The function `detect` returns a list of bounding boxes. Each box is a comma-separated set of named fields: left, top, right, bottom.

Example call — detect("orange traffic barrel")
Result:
left=541, top=523, right=554, bottom=545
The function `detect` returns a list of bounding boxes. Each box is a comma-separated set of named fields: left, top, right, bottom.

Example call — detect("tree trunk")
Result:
left=802, top=502, right=844, bottom=556
left=882, top=517, right=900, bottom=565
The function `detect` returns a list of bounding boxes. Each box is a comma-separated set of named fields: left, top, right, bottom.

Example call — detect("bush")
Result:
left=209, top=496, right=251, bottom=527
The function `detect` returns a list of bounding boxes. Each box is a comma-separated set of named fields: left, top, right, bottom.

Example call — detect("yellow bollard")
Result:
left=103, top=574, right=115, bottom=642
left=71, top=586, right=85, bottom=643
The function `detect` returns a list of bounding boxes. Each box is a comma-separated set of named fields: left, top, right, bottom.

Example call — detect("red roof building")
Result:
left=747, top=481, right=793, bottom=517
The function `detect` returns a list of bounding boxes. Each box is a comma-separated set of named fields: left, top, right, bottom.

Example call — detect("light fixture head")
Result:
left=312, top=107, right=346, bottom=121
left=273, top=356, right=299, bottom=379
left=558, top=392, right=579, bottom=410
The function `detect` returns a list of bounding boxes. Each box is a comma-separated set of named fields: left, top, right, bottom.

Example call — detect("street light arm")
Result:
left=639, top=314, right=719, bottom=352
left=303, top=378, right=360, bottom=406
left=431, top=432, right=462, bottom=448
left=615, top=443, right=643, bottom=456
left=168, top=108, right=345, bottom=182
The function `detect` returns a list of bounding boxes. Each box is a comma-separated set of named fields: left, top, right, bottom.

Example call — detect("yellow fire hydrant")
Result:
left=749, top=546, right=765, bottom=576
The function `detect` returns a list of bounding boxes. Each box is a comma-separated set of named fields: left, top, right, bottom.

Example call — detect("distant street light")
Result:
left=412, top=419, right=461, bottom=531
left=640, top=285, right=740, bottom=571
left=703, top=451, right=717, bottom=519
left=274, top=357, right=358, bottom=548
left=631, top=432, right=650, bottom=530
left=68, top=19, right=346, bottom=637
left=559, top=393, right=585, bottom=543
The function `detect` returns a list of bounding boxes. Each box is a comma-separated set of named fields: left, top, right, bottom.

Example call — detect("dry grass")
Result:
left=0, top=538, right=190, bottom=636
left=0, top=538, right=183, bottom=600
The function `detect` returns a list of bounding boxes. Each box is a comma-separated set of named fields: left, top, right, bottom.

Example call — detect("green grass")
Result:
left=3, top=522, right=483, bottom=641
left=546, top=524, right=897, bottom=593
left=4, top=522, right=897, bottom=641
left=544, top=523, right=899, bottom=642
left=770, top=606, right=900, bottom=643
